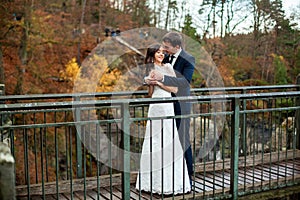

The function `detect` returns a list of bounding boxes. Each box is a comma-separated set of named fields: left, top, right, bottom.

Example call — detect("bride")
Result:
left=135, top=43, right=191, bottom=195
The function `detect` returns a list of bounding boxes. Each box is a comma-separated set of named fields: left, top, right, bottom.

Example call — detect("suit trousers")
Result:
left=176, top=117, right=193, bottom=177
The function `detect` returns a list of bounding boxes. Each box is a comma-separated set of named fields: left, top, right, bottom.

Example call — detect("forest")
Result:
left=0, top=0, right=300, bottom=96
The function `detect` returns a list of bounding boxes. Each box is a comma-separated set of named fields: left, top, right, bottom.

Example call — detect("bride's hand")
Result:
left=145, top=76, right=156, bottom=85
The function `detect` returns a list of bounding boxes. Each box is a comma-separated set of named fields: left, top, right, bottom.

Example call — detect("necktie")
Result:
left=169, top=55, right=175, bottom=64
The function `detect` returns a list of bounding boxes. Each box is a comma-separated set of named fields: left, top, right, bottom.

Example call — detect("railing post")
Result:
left=296, top=74, right=300, bottom=149
left=0, top=142, right=15, bottom=200
left=240, top=89, right=247, bottom=155
left=0, top=84, right=5, bottom=95
left=230, top=97, right=240, bottom=200
left=74, top=96, right=82, bottom=178
left=121, top=102, right=131, bottom=200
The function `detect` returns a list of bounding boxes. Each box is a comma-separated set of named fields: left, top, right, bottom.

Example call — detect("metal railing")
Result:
left=0, top=84, right=298, bottom=102
left=0, top=85, right=300, bottom=199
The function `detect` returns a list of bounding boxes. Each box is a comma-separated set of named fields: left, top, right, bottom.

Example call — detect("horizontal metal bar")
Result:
left=1, top=91, right=300, bottom=111
left=0, top=118, right=123, bottom=130
left=240, top=106, right=300, bottom=114
left=0, top=85, right=299, bottom=102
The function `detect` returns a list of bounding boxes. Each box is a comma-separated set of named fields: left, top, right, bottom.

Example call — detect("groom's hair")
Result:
left=162, top=31, right=182, bottom=48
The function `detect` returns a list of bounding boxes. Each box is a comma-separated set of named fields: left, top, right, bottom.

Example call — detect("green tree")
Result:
left=182, top=14, right=199, bottom=41
left=274, top=54, right=287, bottom=85
left=269, top=0, right=299, bottom=79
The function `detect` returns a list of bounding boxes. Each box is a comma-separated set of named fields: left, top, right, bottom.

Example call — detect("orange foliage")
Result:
left=1, top=2, right=135, bottom=95
left=65, top=54, right=133, bottom=94
left=218, top=56, right=260, bottom=86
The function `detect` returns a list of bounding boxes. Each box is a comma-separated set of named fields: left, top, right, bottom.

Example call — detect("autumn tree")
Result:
left=4, top=0, right=33, bottom=94
left=0, top=1, right=20, bottom=91
left=0, top=43, right=3, bottom=84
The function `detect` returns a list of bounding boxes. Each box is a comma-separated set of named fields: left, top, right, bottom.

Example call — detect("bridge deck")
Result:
left=17, top=158, right=300, bottom=200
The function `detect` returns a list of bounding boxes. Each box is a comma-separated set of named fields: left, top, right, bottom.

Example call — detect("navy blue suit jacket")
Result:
left=163, top=50, right=195, bottom=115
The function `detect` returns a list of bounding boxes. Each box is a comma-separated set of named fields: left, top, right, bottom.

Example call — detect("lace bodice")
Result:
left=152, top=63, right=176, bottom=98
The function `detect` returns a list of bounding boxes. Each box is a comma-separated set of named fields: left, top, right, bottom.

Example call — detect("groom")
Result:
left=147, top=31, right=195, bottom=185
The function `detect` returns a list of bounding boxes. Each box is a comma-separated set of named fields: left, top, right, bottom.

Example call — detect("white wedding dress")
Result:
left=136, top=64, right=191, bottom=195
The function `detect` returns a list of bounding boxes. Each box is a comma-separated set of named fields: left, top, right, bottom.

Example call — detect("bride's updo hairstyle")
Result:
left=145, top=43, right=161, bottom=75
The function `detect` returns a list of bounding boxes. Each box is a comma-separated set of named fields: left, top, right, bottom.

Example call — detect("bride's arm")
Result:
left=147, top=85, right=154, bottom=97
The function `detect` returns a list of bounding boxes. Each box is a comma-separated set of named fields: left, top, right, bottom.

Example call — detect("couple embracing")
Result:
left=136, top=31, right=195, bottom=195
